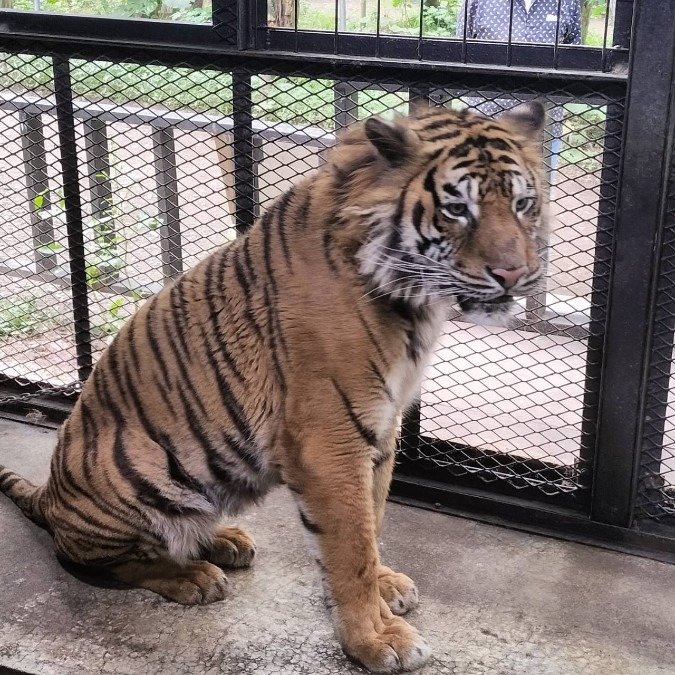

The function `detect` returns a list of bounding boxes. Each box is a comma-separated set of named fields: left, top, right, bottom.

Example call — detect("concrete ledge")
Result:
left=1, top=419, right=675, bottom=674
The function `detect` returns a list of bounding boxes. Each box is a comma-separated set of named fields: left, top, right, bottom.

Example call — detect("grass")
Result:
left=0, top=294, right=59, bottom=338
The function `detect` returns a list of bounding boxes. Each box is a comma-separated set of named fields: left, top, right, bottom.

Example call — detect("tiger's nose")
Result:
left=488, top=266, right=528, bottom=289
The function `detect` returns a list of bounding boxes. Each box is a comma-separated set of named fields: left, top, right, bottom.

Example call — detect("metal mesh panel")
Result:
left=636, top=145, right=675, bottom=522
left=0, top=52, right=624, bottom=500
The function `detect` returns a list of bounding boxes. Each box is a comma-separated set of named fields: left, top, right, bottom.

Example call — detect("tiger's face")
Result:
left=354, top=102, right=547, bottom=326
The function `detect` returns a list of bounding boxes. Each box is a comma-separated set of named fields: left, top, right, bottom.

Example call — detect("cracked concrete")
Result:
left=1, top=418, right=675, bottom=675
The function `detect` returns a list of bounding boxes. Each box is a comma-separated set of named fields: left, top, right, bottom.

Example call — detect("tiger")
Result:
left=0, top=100, right=547, bottom=673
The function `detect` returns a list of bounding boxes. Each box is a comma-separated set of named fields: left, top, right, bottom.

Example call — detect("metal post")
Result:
left=576, top=101, right=623, bottom=493
left=20, top=112, right=56, bottom=273
left=151, top=127, right=183, bottom=283
left=53, top=55, right=93, bottom=383
left=232, top=68, right=260, bottom=233
left=590, top=0, right=675, bottom=527
left=83, top=117, right=119, bottom=282
left=638, top=150, right=675, bottom=518
left=83, top=118, right=113, bottom=234
left=333, top=81, right=358, bottom=130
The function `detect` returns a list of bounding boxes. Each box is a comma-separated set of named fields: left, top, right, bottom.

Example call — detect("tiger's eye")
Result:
left=443, top=203, right=468, bottom=218
left=515, top=197, right=532, bottom=212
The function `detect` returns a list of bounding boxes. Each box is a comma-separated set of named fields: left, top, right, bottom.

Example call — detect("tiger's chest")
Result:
left=372, top=306, right=446, bottom=439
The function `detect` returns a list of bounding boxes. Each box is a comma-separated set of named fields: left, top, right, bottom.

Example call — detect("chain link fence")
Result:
left=0, top=48, right=626, bottom=503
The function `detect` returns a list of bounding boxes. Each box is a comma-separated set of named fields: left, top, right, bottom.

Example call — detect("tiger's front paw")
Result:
left=342, top=610, right=431, bottom=673
left=378, top=565, right=419, bottom=616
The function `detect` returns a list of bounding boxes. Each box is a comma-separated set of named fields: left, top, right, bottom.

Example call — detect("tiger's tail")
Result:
left=0, top=465, right=47, bottom=527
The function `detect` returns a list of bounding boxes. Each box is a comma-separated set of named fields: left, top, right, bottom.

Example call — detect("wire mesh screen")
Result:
left=636, top=146, right=675, bottom=523
left=0, top=52, right=624, bottom=500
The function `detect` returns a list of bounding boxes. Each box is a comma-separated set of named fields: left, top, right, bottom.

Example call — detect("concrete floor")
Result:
left=1, top=419, right=675, bottom=675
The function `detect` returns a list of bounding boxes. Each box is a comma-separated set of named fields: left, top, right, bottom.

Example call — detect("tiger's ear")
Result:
left=364, top=117, right=419, bottom=167
left=499, top=101, right=546, bottom=142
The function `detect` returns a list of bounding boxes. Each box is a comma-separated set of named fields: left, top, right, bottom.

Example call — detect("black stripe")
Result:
left=80, top=401, right=98, bottom=483
left=119, top=357, right=205, bottom=495
left=428, top=129, right=462, bottom=142
left=442, top=182, right=463, bottom=196
left=170, top=281, right=193, bottom=362
left=197, top=322, right=256, bottom=442
left=176, top=384, right=258, bottom=491
left=297, top=189, right=311, bottom=230
left=411, top=200, right=425, bottom=235
left=56, top=417, right=143, bottom=533
left=126, top=317, right=142, bottom=375
left=425, top=147, right=446, bottom=162
left=223, top=432, right=262, bottom=473
left=93, top=369, right=115, bottom=412
left=160, top=304, right=207, bottom=418
left=420, top=117, right=456, bottom=132
left=106, top=340, right=132, bottom=408
left=242, top=236, right=258, bottom=285
left=423, top=166, right=440, bottom=208
left=331, top=379, right=378, bottom=447
left=145, top=297, right=173, bottom=391
left=368, top=359, right=393, bottom=402
left=261, top=210, right=278, bottom=294
left=299, top=509, right=324, bottom=535
left=262, top=284, right=287, bottom=390
left=323, top=226, right=339, bottom=273
left=234, top=250, right=265, bottom=341
left=276, top=187, right=295, bottom=267
left=355, top=305, right=389, bottom=367
left=113, top=426, right=200, bottom=516
left=205, top=253, right=245, bottom=384
left=1, top=476, right=21, bottom=492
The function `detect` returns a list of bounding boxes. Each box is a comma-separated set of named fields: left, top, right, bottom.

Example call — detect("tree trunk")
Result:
left=270, top=0, right=295, bottom=27
left=581, top=0, right=592, bottom=44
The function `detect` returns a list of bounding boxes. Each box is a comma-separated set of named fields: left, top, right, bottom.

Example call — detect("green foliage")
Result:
left=422, top=0, right=462, bottom=36
left=559, top=103, right=606, bottom=172
left=15, top=0, right=211, bottom=21
left=0, top=294, right=57, bottom=337
left=30, top=150, right=157, bottom=340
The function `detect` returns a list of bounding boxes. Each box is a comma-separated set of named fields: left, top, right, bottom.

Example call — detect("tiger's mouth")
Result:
left=456, top=294, right=516, bottom=328
left=457, top=294, right=514, bottom=314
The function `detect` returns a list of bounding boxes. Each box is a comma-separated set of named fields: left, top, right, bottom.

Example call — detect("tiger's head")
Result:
left=335, top=102, right=548, bottom=326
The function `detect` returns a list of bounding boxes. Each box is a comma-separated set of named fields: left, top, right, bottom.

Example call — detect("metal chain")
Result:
left=0, top=382, right=82, bottom=406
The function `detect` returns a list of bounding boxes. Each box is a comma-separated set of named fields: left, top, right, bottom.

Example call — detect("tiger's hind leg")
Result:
left=201, top=526, right=257, bottom=568
left=112, top=557, right=230, bottom=605
left=52, top=521, right=229, bottom=605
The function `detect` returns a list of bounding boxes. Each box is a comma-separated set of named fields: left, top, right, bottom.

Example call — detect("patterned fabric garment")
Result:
left=456, top=0, right=582, bottom=45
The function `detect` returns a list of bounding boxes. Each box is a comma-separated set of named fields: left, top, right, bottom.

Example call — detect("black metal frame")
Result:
left=2, top=0, right=675, bottom=563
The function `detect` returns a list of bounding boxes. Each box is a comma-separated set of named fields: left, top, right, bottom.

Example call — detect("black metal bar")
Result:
left=19, top=112, right=56, bottom=273
left=636, top=148, right=675, bottom=520
left=590, top=0, right=675, bottom=528
left=53, top=55, right=93, bottom=383
left=612, top=0, right=634, bottom=50
left=231, top=68, right=259, bottom=233
left=83, top=118, right=113, bottom=225
left=333, top=81, right=358, bottom=129
left=575, top=100, right=624, bottom=491
left=0, top=22, right=629, bottom=82
left=212, top=0, right=239, bottom=45
left=151, top=127, right=183, bottom=283
left=261, top=29, right=628, bottom=73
